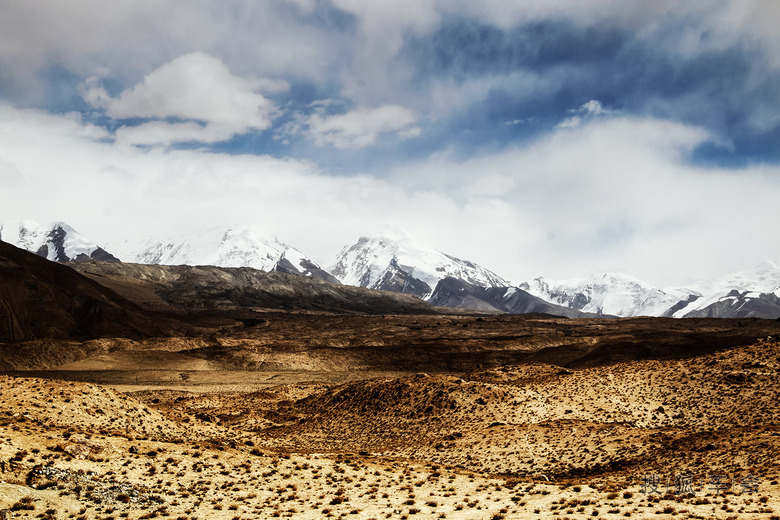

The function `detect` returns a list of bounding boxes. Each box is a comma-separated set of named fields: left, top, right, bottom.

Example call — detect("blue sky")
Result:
left=0, top=1, right=779, bottom=285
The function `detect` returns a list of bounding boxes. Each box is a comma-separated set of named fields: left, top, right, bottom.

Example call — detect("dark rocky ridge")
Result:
left=275, top=256, right=341, bottom=284
left=429, top=277, right=600, bottom=318
left=684, top=290, right=780, bottom=319
left=69, top=261, right=438, bottom=315
left=0, top=242, right=168, bottom=343
left=371, top=258, right=433, bottom=299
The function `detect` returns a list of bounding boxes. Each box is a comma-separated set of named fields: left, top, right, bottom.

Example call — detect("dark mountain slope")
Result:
left=0, top=241, right=169, bottom=343
left=683, top=290, right=780, bottom=319
left=69, top=261, right=438, bottom=315
left=429, top=277, right=600, bottom=318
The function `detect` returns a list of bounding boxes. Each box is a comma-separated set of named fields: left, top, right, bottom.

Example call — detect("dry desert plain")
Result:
left=1, top=311, right=780, bottom=520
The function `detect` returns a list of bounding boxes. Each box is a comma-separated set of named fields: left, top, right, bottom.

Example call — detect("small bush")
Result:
left=11, top=497, right=35, bottom=511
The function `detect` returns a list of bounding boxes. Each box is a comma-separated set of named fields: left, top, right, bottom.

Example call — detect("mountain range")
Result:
left=110, top=227, right=340, bottom=284
left=2, top=219, right=779, bottom=319
left=522, top=264, right=780, bottom=319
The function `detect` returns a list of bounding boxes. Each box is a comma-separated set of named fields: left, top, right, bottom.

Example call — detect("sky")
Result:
left=1, top=0, right=779, bottom=287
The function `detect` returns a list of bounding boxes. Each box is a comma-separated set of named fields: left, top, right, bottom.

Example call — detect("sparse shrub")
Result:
left=11, top=497, right=34, bottom=511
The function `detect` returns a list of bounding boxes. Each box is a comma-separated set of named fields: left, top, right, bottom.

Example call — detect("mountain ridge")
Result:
left=3, top=219, right=779, bottom=318
left=428, top=277, right=600, bottom=318
left=69, top=260, right=438, bottom=316
left=109, top=226, right=338, bottom=283
left=0, top=241, right=171, bottom=343
left=329, top=235, right=509, bottom=300
left=522, top=263, right=780, bottom=319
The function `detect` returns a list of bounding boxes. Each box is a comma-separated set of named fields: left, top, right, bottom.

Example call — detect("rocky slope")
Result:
left=429, top=277, right=597, bottom=318
left=0, top=242, right=169, bottom=343
left=69, top=261, right=436, bottom=315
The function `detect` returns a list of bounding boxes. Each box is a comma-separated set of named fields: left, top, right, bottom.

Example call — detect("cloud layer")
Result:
left=1, top=104, right=779, bottom=286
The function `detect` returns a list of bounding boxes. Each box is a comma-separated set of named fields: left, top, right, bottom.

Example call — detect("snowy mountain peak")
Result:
left=0, top=220, right=119, bottom=263
left=668, top=261, right=780, bottom=318
left=109, top=226, right=333, bottom=281
left=703, top=261, right=780, bottom=294
left=525, top=262, right=780, bottom=319
left=111, top=227, right=284, bottom=269
left=330, top=234, right=509, bottom=299
left=523, top=272, right=694, bottom=317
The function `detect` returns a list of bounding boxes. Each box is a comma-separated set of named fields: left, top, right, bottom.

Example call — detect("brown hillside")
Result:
left=0, top=241, right=172, bottom=343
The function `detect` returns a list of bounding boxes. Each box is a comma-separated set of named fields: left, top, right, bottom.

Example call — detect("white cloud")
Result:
left=113, top=121, right=237, bottom=147
left=80, top=52, right=282, bottom=146
left=2, top=1, right=778, bottom=136
left=579, top=100, right=606, bottom=115
left=294, top=105, right=421, bottom=149
left=0, top=2, right=341, bottom=103
left=0, top=104, right=438, bottom=264
left=103, top=52, right=278, bottom=126
left=558, top=99, right=616, bottom=128
left=79, top=69, right=112, bottom=109
left=386, top=115, right=780, bottom=285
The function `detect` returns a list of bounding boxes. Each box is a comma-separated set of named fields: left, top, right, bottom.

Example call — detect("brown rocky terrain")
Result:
left=1, top=338, right=779, bottom=519
left=3, top=312, right=778, bottom=374
left=2, top=243, right=780, bottom=518
left=0, top=243, right=175, bottom=343
left=69, top=261, right=436, bottom=315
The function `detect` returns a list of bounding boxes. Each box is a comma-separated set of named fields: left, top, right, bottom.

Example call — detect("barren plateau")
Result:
left=1, top=247, right=780, bottom=519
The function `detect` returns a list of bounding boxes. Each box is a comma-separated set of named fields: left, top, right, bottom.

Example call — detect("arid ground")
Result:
left=2, top=310, right=780, bottom=519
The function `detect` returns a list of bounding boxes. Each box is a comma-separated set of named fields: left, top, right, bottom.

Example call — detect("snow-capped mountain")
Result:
left=668, top=261, right=780, bottom=318
left=0, top=220, right=119, bottom=263
left=429, top=277, right=596, bottom=318
left=329, top=235, right=508, bottom=299
left=4, top=218, right=778, bottom=318
left=523, top=263, right=780, bottom=319
left=521, top=273, right=696, bottom=317
left=110, top=227, right=338, bottom=283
